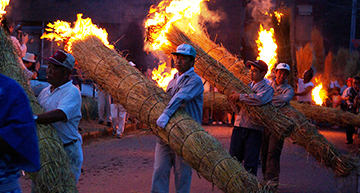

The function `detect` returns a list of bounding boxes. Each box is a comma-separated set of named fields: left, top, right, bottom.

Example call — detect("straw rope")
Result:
left=0, top=28, right=77, bottom=192
left=70, top=36, right=264, bottom=192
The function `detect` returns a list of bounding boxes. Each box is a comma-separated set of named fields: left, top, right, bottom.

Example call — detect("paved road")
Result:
left=21, top=126, right=359, bottom=192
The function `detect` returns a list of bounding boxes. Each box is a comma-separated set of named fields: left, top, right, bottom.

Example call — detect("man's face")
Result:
left=353, top=79, right=360, bottom=91
left=46, top=63, right=69, bottom=86
left=275, top=69, right=289, bottom=85
left=303, top=71, right=313, bottom=82
left=173, top=54, right=194, bottom=75
left=23, top=61, right=32, bottom=69
left=250, top=65, right=265, bottom=82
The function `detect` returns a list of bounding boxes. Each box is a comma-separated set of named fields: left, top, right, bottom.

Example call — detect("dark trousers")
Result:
left=229, top=126, right=262, bottom=176
left=346, top=125, right=355, bottom=143
left=261, top=127, right=284, bottom=183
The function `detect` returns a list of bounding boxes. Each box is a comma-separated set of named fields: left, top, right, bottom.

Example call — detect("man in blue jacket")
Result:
left=0, top=74, right=40, bottom=192
left=151, top=44, right=204, bottom=193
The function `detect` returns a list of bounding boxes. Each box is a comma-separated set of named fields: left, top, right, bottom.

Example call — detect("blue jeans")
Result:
left=64, top=140, right=83, bottom=183
left=229, top=126, right=262, bottom=176
left=151, top=140, right=192, bottom=193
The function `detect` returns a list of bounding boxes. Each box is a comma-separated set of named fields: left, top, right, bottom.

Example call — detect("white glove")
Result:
left=156, top=113, right=170, bottom=129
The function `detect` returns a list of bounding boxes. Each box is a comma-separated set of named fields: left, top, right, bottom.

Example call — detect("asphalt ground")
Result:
left=20, top=124, right=360, bottom=193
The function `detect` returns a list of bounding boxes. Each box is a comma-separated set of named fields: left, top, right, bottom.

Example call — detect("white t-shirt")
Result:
left=38, top=81, right=82, bottom=144
left=297, top=78, right=314, bottom=102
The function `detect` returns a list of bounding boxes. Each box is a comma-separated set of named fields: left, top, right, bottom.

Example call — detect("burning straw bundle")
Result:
left=166, top=25, right=359, bottom=176
left=70, top=35, right=265, bottom=192
left=0, top=28, right=77, bottom=192
left=160, top=25, right=295, bottom=139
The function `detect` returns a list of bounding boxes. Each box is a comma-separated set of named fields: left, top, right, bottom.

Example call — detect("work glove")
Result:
left=156, top=113, right=170, bottom=129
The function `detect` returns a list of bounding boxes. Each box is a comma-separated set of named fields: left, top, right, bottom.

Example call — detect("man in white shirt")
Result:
left=35, top=50, right=83, bottom=183
left=295, top=69, right=314, bottom=104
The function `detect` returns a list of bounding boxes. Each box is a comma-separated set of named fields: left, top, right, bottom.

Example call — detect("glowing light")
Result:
left=152, top=62, right=178, bottom=91
left=41, top=13, right=113, bottom=53
left=312, top=79, right=328, bottom=106
left=274, top=11, right=284, bottom=24
left=256, top=24, right=277, bottom=78
left=145, top=0, right=207, bottom=51
left=263, top=11, right=284, bottom=24
left=0, top=0, right=10, bottom=17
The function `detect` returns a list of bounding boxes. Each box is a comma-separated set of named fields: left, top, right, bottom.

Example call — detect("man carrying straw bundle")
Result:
left=152, top=44, right=204, bottom=193
left=34, top=50, right=83, bottom=184
left=229, top=60, right=274, bottom=176
left=261, top=63, right=294, bottom=191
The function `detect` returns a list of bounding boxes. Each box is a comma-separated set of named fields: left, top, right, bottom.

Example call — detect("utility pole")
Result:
left=350, top=0, right=357, bottom=52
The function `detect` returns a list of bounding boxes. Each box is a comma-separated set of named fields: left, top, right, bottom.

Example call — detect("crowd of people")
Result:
left=2, top=17, right=360, bottom=193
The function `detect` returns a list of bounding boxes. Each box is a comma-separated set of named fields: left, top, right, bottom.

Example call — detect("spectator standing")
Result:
left=35, top=50, right=83, bottom=183
left=341, top=76, right=360, bottom=144
left=261, top=63, right=294, bottom=191
left=111, top=103, right=127, bottom=139
left=97, top=90, right=112, bottom=127
left=22, top=52, right=40, bottom=80
left=229, top=60, right=274, bottom=176
left=0, top=74, right=40, bottom=192
left=331, top=87, right=342, bottom=108
left=152, top=44, right=204, bottom=193
left=338, top=78, right=347, bottom=95
left=294, top=69, right=314, bottom=104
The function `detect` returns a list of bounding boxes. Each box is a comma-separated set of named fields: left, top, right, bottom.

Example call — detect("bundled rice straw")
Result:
left=0, top=28, right=77, bottom=192
left=161, top=25, right=295, bottom=139
left=172, top=25, right=359, bottom=176
left=189, top=29, right=251, bottom=85
left=204, top=92, right=360, bottom=128
left=290, top=101, right=360, bottom=127
left=70, top=35, right=266, bottom=192
left=203, top=92, right=232, bottom=113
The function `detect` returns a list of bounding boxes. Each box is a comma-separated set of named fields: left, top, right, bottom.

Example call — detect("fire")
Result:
left=145, top=0, right=207, bottom=51
left=264, top=11, right=284, bottom=24
left=256, top=24, right=277, bottom=78
left=152, top=62, right=178, bottom=91
left=41, top=13, right=113, bottom=52
left=0, top=0, right=10, bottom=16
left=311, top=79, right=328, bottom=106
left=273, top=11, right=284, bottom=23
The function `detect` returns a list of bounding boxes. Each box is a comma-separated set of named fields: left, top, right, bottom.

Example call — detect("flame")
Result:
left=0, top=0, right=10, bottom=17
left=273, top=11, right=284, bottom=23
left=41, top=13, right=113, bottom=52
left=145, top=0, right=207, bottom=51
left=311, top=79, right=328, bottom=106
left=152, top=62, right=178, bottom=91
left=256, top=24, right=277, bottom=78
left=263, top=11, right=284, bottom=24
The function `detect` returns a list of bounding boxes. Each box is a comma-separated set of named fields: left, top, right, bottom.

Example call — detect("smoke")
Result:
left=199, top=2, right=225, bottom=28
left=247, top=0, right=275, bottom=29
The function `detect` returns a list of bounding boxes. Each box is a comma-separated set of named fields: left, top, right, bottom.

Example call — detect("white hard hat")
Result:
left=275, top=63, right=290, bottom=72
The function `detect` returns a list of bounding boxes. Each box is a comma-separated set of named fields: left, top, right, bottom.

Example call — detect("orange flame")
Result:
left=311, top=79, right=328, bottom=106
left=152, top=62, right=178, bottom=91
left=264, top=11, right=284, bottom=24
left=256, top=24, right=277, bottom=78
left=0, top=0, right=10, bottom=17
left=273, top=11, right=284, bottom=24
left=145, top=0, right=207, bottom=51
left=41, top=13, right=113, bottom=52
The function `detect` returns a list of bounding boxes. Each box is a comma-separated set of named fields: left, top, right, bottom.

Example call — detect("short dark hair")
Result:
left=353, top=76, right=360, bottom=82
